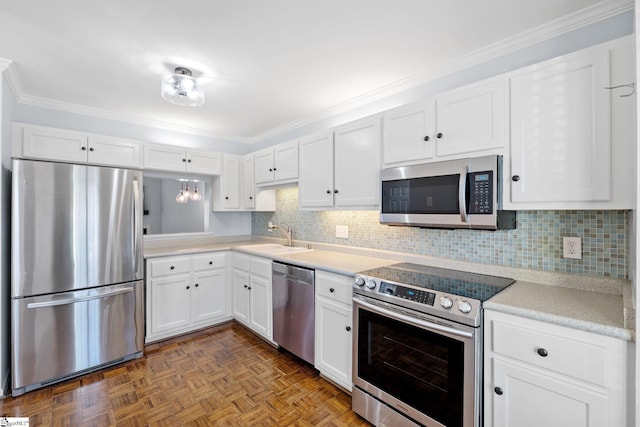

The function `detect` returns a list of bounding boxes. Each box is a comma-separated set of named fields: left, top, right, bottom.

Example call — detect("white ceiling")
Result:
left=0, top=0, right=628, bottom=143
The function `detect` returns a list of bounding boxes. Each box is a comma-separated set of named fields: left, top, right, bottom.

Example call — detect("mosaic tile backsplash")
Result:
left=251, top=188, right=629, bottom=279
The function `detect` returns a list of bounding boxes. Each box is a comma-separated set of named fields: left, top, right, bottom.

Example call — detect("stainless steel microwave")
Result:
left=380, top=155, right=516, bottom=230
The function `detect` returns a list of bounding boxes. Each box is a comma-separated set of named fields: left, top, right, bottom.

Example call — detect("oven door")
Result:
left=352, top=296, right=480, bottom=427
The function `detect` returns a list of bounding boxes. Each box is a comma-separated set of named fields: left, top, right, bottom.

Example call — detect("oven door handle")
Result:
left=354, top=297, right=474, bottom=339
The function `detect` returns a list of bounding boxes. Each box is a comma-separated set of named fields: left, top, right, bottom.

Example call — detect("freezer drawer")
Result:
left=11, top=281, right=144, bottom=396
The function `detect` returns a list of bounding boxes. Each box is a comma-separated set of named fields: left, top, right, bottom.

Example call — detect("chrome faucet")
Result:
left=268, top=222, right=293, bottom=246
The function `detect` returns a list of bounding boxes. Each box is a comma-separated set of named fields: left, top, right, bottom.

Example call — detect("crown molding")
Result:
left=247, top=0, right=633, bottom=143
left=17, top=94, right=251, bottom=143
left=4, top=0, right=633, bottom=145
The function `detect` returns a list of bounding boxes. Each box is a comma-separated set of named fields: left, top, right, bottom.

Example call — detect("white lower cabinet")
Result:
left=232, top=253, right=273, bottom=341
left=146, top=252, right=230, bottom=343
left=484, top=310, right=630, bottom=427
left=314, top=270, right=353, bottom=391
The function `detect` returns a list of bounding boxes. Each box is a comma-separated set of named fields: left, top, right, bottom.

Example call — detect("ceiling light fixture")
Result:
left=175, top=180, right=203, bottom=203
left=161, top=67, right=205, bottom=107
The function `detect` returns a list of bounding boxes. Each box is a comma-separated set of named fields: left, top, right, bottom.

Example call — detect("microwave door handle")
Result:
left=459, top=166, right=469, bottom=223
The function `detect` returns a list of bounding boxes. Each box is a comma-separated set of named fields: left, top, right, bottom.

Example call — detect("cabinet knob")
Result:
left=494, top=387, right=503, bottom=396
left=326, top=190, right=331, bottom=194
left=269, top=168, right=273, bottom=172
left=273, top=167, right=277, bottom=171
left=225, top=196, right=229, bottom=200
left=81, top=147, right=87, bottom=151
left=423, top=136, right=430, bottom=141
left=247, top=286, right=252, bottom=290
left=436, top=132, right=443, bottom=139
left=536, top=348, right=548, bottom=357
left=249, top=196, right=253, bottom=200
left=170, top=266, right=175, bottom=270
left=186, top=285, right=190, bottom=290
left=345, top=326, right=351, bottom=332
left=188, top=159, right=192, bottom=163
left=512, top=175, right=520, bottom=182
left=209, top=261, right=213, bottom=265
left=89, top=147, right=94, bottom=152
left=195, top=283, right=199, bottom=287
left=334, top=189, right=339, bottom=194
left=329, top=288, right=335, bottom=293
left=244, top=285, right=248, bottom=288
left=182, top=158, right=186, bottom=162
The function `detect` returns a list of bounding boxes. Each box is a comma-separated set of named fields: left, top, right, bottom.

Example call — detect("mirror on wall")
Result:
left=142, top=174, right=211, bottom=235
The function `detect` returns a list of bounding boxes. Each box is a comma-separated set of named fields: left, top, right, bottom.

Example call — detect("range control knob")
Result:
left=440, top=296, right=453, bottom=309
left=354, top=276, right=366, bottom=287
left=365, top=279, right=377, bottom=290
left=458, top=300, right=472, bottom=313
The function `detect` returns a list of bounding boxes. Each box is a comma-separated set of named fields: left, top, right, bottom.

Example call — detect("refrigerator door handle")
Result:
left=133, top=177, right=142, bottom=279
left=27, top=287, right=134, bottom=309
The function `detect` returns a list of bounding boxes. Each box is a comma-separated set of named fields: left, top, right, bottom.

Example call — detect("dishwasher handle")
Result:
left=272, top=262, right=314, bottom=283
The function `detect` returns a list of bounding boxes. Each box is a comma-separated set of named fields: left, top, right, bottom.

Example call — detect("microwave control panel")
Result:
left=469, top=171, right=493, bottom=214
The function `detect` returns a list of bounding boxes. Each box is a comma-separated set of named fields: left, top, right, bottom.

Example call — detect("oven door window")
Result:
left=357, top=308, right=465, bottom=427
left=382, top=174, right=460, bottom=214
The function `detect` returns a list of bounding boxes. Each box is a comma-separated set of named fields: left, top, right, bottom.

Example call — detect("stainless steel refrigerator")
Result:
left=11, top=159, right=144, bottom=396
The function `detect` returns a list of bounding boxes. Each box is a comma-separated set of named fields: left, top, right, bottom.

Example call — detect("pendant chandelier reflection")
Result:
left=161, top=67, right=205, bottom=107
left=175, top=180, right=202, bottom=203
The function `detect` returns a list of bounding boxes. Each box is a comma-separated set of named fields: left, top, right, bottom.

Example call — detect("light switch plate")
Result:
left=336, top=225, right=349, bottom=239
left=563, top=237, right=582, bottom=259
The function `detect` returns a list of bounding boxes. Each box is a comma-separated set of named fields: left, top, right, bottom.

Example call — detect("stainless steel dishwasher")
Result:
left=272, top=262, right=315, bottom=364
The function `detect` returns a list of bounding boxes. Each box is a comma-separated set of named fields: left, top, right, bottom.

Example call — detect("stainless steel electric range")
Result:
left=352, top=262, right=514, bottom=427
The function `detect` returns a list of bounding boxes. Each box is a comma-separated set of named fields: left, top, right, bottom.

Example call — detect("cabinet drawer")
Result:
left=491, top=318, right=606, bottom=386
left=316, top=270, right=353, bottom=305
left=192, top=252, right=226, bottom=271
left=148, top=256, right=191, bottom=278
left=250, top=256, right=272, bottom=277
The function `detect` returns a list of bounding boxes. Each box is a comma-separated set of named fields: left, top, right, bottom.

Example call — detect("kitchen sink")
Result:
left=236, top=244, right=313, bottom=255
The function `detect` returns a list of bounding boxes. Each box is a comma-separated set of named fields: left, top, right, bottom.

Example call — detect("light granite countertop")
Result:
left=484, top=281, right=633, bottom=341
left=144, top=234, right=634, bottom=341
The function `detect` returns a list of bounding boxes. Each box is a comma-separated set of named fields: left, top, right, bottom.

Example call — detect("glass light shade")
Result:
left=190, top=184, right=202, bottom=201
left=161, top=67, right=205, bottom=107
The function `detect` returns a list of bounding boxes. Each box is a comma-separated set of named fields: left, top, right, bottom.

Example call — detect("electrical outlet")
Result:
left=336, top=225, right=349, bottom=239
left=563, top=237, right=582, bottom=260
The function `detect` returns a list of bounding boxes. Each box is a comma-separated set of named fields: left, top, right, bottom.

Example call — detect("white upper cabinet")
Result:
left=144, top=144, right=222, bottom=175
left=435, top=79, right=507, bottom=157
left=334, top=118, right=381, bottom=207
left=14, top=123, right=142, bottom=168
left=507, top=36, right=634, bottom=209
left=243, top=154, right=256, bottom=209
left=382, top=99, right=435, bottom=166
left=254, top=139, right=299, bottom=185
left=299, top=117, right=381, bottom=210
left=212, top=154, right=241, bottom=210
left=299, top=131, right=335, bottom=208
left=382, top=78, right=507, bottom=167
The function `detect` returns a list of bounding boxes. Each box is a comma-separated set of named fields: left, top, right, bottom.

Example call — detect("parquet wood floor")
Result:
left=0, top=322, right=371, bottom=426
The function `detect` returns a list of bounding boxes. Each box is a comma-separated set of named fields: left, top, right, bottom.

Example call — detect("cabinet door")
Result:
left=148, top=275, right=191, bottom=335
left=315, top=296, right=352, bottom=390
left=249, top=274, right=271, bottom=339
left=435, top=79, right=507, bottom=157
left=187, top=150, right=222, bottom=175
left=232, top=269, right=250, bottom=325
left=299, top=131, right=334, bottom=208
left=22, top=126, right=88, bottom=163
left=509, top=50, right=611, bottom=204
left=144, top=145, right=186, bottom=173
left=220, top=155, right=241, bottom=209
left=274, top=140, right=299, bottom=182
left=243, top=155, right=256, bottom=209
left=87, top=136, right=142, bottom=168
left=383, top=99, right=434, bottom=166
left=490, top=359, right=606, bottom=427
left=192, top=268, right=227, bottom=324
left=254, top=149, right=274, bottom=184
left=334, top=118, right=381, bottom=207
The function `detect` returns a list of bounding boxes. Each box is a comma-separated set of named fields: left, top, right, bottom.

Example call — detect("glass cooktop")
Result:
left=357, top=262, right=514, bottom=302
